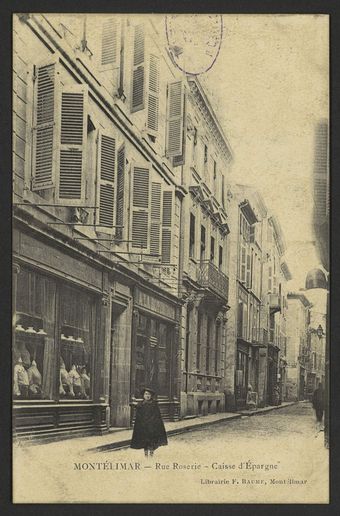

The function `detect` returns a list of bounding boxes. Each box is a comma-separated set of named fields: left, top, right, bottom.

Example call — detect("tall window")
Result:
left=219, top=245, right=223, bottom=270
left=204, top=144, right=208, bottom=164
left=13, top=267, right=95, bottom=402
left=189, top=213, right=196, bottom=258
left=237, top=302, right=243, bottom=337
left=206, top=316, right=212, bottom=373
left=200, top=225, right=206, bottom=261
left=210, top=236, right=215, bottom=262
left=197, top=311, right=202, bottom=370
left=213, top=159, right=217, bottom=193
left=214, top=321, right=220, bottom=375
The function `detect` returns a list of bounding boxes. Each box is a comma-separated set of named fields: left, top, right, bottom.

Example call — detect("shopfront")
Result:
left=235, top=341, right=249, bottom=409
left=130, top=287, right=180, bottom=421
left=13, top=227, right=109, bottom=440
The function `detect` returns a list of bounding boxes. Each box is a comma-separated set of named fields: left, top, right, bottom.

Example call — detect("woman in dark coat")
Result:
left=312, top=382, right=325, bottom=432
left=130, top=387, right=168, bottom=457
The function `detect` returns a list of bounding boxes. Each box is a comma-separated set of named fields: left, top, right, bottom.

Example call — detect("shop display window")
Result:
left=134, top=314, right=172, bottom=397
left=14, top=268, right=56, bottom=400
left=13, top=266, right=95, bottom=402
left=59, top=285, right=93, bottom=400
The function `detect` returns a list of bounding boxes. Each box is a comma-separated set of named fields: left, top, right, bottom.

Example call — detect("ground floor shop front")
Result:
left=13, top=223, right=110, bottom=440
left=180, top=295, right=228, bottom=417
left=13, top=220, right=181, bottom=441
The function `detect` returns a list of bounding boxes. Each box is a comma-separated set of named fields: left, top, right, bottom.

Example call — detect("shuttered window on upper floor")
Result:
left=32, top=60, right=88, bottom=205
left=32, top=60, right=59, bottom=191
left=147, top=54, right=160, bottom=133
left=96, top=130, right=116, bottom=228
left=115, top=145, right=125, bottom=240
left=59, top=86, right=88, bottom=202
left=246, top=251, right=252, bottom=289
left=166, top=81, right=186, bottom=166
left=240, top=242, right=246, bottom=283
left=101, top=17, right=119, bottom=70
left=131, top=166, right=149, bottom=249
left=161, top=190, right=173, bottom=264
left=131, top=24, right=145, bottom=113
left=150, top=181, right=161, bottom=255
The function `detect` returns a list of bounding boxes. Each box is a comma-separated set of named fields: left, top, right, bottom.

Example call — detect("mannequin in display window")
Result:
left=13, top=341, right=31, bottom=369
left=13, top=356, right=30, bottom=398
left=68, top=364, right=83, bottom=398
left=80, top=366, right=91, bottom=398
left=27, top=359, right=43, bottom=399
left=59, top=357, right=74, bottom=397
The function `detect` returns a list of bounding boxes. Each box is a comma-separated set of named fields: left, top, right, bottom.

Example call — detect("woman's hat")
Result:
left=141, top=386, right=156, bottom=396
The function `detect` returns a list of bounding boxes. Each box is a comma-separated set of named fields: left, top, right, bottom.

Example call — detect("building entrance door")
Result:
left=133, top=313, right=173, bottom=399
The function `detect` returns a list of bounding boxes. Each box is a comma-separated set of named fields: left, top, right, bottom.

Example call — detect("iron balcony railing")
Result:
left=237, top=325, right=268, bottom=345
left=197, top=260, right=229, bottom=302
left=252, top=328, right=268, bottom=346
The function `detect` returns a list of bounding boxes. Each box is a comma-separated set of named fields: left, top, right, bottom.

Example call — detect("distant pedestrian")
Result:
left=312, top=382, right=324, bottom=433
left=130, top=387, right=168, bottom=457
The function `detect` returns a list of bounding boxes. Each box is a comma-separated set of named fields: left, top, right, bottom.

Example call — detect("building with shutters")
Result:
left=264, top=216, right=291, bottom=406
left=225, top=185, right=291, bottom=410
left=12, top=13, right=194, bottom=440
left=178, top=77, right=233, bottom=417
left=226, top=185, right=268, bottom=410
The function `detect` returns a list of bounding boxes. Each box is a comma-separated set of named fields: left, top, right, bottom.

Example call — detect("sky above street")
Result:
left=200, top=14, right=329, bottom=290
left=47, top=14, right=328, bottom=290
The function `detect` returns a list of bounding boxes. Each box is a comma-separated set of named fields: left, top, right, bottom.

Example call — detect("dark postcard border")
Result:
left=0, top=1, right=339, bottom=515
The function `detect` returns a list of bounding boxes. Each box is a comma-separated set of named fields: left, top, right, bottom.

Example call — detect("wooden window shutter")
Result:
left=131, top=166, right=149, bottom=249
left=161, top=190, right=173, bottom=263
left=115, top=145, right=125, bottom=240
left=101, top=17, right=119, bottom=69
left=147, top=54, right=159, bottom=133
left=268, top=265, right=272, bottom=292
left=96, top=130, right=116, bottom=228
left=246, top=251, right=252, bottom=288
left=58, top=85, right=88, bottom=203
left=166, top=81, right=185, bottom=162
left=150, top=181, right=161, bottom=255
left=131, top=24, right=145, bottom=112
left=241, top=243, right=246, bottom=283
left=32, top=60, right=60, bottom=191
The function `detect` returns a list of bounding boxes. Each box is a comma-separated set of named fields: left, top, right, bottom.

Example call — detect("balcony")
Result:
left=269, top=293, right=281, bottom=314
left=197, top=260, right=229, bottom=303
left=252, top=328, right=268, bottom=346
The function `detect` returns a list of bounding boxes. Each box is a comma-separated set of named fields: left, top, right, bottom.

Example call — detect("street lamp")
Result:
left=316, top=324, right=324, bottom=339
left=308, top=324, right=325, bottom=339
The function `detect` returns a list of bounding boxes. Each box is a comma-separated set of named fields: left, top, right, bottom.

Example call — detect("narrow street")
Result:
left=13, top=402, right=329, bottom=504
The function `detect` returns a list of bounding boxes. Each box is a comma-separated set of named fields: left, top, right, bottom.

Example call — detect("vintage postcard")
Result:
left=12, top=13, right=329, bottom=503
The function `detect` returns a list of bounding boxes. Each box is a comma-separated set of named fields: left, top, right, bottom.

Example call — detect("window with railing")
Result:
left=197, top=260, right=229, bottom=302
left=197, top=311, right=202, bottom=370
left=206, top=316, right=212, bottom=374
left=189, top=213, right=196, bottom=259
left=200, top=225, right=206, bottom=261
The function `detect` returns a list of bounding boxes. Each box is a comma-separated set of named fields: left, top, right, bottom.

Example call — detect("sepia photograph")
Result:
left=12, top=12, right=329, bottom=503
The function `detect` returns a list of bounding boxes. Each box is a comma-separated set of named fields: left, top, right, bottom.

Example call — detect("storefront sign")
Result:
left=135, top=288, right=176, bottom=320
left=19, top=232, right=103, bottom=291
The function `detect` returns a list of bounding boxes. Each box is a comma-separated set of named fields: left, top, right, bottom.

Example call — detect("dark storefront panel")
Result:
left=235, top=345, right=249, bottom=409
left=133, top=312, right=173, bottom=399
left=13, top=264, right=107, bottom=439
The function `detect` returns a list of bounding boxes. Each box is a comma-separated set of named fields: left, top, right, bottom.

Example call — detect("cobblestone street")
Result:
left=13, top=402, right=329, bottom=504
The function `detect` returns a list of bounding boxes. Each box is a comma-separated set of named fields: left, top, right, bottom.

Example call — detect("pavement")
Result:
left=89, top=401, right=297, bottom=452
left=17, top=400, right=297, bottom=454
left=13, top=401, right=329, bottom=503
